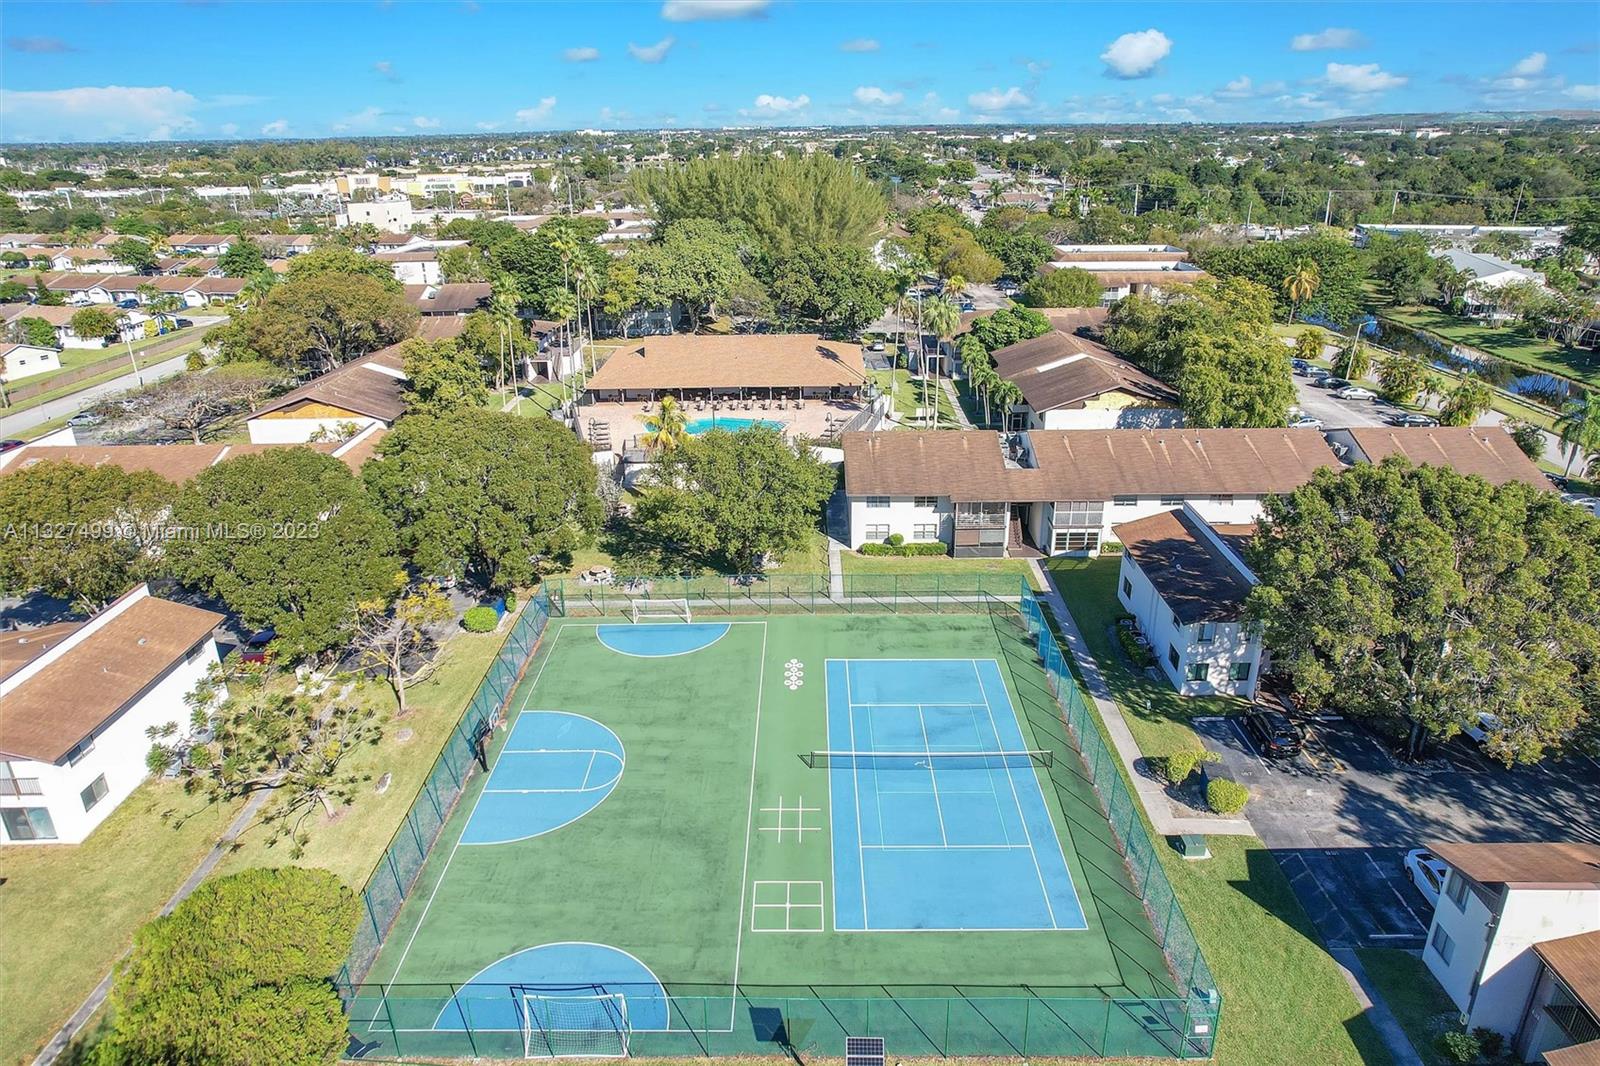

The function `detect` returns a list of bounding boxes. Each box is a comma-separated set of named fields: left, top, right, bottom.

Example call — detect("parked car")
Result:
left=66, top=412, right=103, bottom=428
left=238, top=628, right=276, bottom=664
left=1404, top=848, right=1451, bottom=907
left=1333, top=385, right=1376, bottom=401
left=1288, top=415, right=1324, bottom=429
left=0, top=439, right=24, bottom=453
left=1241, top=707, right=1305, bottom=758
left=1464, top=711, right=1502, bottom=743
left=1389, top=413, right=1439, bottom=428
left=116, top=298, right=140, bottom=309
left=1318, top=375, right=1354, bottom=390
left=174, top=318, right=194, bottom=329
left=1290, top=358, right=1312, bottom=375
left=1560, top=493, right=1600, bottom=510
left=1546, top=473, right=1571, bottom=491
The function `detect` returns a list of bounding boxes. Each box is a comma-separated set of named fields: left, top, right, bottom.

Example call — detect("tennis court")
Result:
left=344, top=608, right=1209, bottom=1060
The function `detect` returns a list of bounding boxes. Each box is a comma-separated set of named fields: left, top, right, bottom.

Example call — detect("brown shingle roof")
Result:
left=0, top=590, right=222, bottom=763
left=1343, top=427, right=1547, bottom=488
left=1021, top=429, right=1339, bottom=500
left=1114, top=509, right=1255, bottom=623
left=1545, top=1040, right=1600, bottom=1066
left=2, top=303, right=82, bottom=326
left=404, top=283, right=490, bottom=314
left=1427, top=841, right=1600, bottom=889
left=0, top=442, right=345, bottom=482
left=586, top=334, right=867, bottom=392
left=416, top=316, right=469, bottom=341
left=248, top=355, right=407, bottom=423
left=0, top=621, right=83, bottom=684
left=1535, top=931, right=1600, bottom=1020
left=992, top=332, right=1177, bottom=413
left=843, top=431, right=1014, bottom=503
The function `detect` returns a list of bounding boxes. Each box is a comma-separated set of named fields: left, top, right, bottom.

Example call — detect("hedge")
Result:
left=462, top=606, right=500, bottom=633
left=1207, top=778, right=1250, bottom=815
left=856, top=542, right=951, bottom=557
left=1158, top=749, right=1218, bottom=786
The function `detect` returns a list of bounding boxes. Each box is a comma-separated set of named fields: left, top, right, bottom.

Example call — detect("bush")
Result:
left=1438, top=1030, right=1481, bottom=1064
left=1115, top=625, right=1153, bottom=667
left=1099, top=540, right=1124, bottom=554
left=503, top=590, right=517, bottom=612
left=462, top=605, right=500, bottom=633
left=1206, top=778, right=1249, bottom=815
left=885, top=532, right=905, bottom=548
left=1472, top=1027, right=1503, bottom=1059
left=856, top=541, right=950, bottom=557
left=1160, top=749, right=1218, bottom=786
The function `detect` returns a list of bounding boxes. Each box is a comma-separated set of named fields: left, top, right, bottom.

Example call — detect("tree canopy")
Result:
left=1248, top=458, right=1600, bottom=763
left=363, top=411, right=601, bottom=591
left=1022, top=267, right=1102, bottom=308
left=401, top=337, right=491, bottom=414
left=766, top=243, right=895, bottom=335
left=167, top=448, right=401, bottom=657
left=631, top=218, right=762, bottom=331
left=101, top=867, right=359, bottom=1066
left=220, top=271, right=416, bottom=374
left=1193, top=233, right=1366, bottom=325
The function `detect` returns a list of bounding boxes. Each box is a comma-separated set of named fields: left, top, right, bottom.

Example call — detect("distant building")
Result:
left=0, top=342, right=63, bottom=382
left=1044, top=245, right=1208, bottom=304
left=990, top=330, right=1181, bottom=431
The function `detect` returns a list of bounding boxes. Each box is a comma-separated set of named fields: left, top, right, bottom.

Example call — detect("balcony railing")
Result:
left=0, top=778, right=43, bottom=798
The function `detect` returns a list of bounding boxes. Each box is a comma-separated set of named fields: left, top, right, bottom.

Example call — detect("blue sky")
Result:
left=1, top=1, right=1597, bottom=142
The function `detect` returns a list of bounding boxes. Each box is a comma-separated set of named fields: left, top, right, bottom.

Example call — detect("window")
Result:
left=1430, top=925, right=1455, bottom=965
left=1113, top=495, right=1138, bottom=507
left=1172, top=611, right=1181, bottom=630
left=1186, top=662, right=1208, bottom=682
left=913, top=524, right=939, bottom=541
left=865, top=496, right=889, bottom=510
left=1159, top=496, right=1183, bottom=507
left=1054, top=500, right=1104, bottom=529
left=1168, top=646, right=1180, bottom=669
left=1, top=807, right=57, bottom=842
left=865, top=524, right=890, bottom=542
left=1052, top=530, right=1100, bottom=553
left=1209, top=494, right=1234, bottom=505
left=913, top=496, right=939, bottom=509
left=1122, top=577, right=1133, bottom=597
left=1228, top=661, right=1253, bottom=682
left=80, top=774, right=109, bottom=812
left=1197, top=622, right=1217, bottom=644
left=1445, top=871, right=1469, bottom=911
left=64, top=738, right=95, bottom=766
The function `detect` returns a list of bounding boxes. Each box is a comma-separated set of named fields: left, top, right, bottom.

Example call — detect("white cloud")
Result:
left=840, top=37, right=879, bottom=53
left=0, top=85, right=200, bottom=141
left=332, top=105, right=385, bottom=132
left=1325, top=61, right=1408, bottom=93
left=1100, top=29, right=1171, bottom=79
left=1216, top=76, right=1255, bottom=99
left=564, top=46, right=600, bottom=62
left=628, top=36, right=674, bottom=63
left=1509, top=51, right=1547, bottom=76
left=744, top=92, right=810, bottom=117
left=853, top=85, right=904, bottom=107
left=7, top=36, right=77, bottom=54
left=475, top=120, right=500, bottom=130
left=1566, top=83, right=1600, bottom=100
left=1290, top=27, right=1365, bottom=52
left=413, top=115, right=440, bottom=128
left=967, top=86, right=1032, bottom=110
left=373, top=59, right=399, bottom=81
left=514, top=97, right=558, bottom=124
left=220, top=122, right=239, bottom=135
left=662, top=0, right=767, bottom=20
left=261, top=118, right=289, bottom=135
left=936, top=107, right=960, bottom=120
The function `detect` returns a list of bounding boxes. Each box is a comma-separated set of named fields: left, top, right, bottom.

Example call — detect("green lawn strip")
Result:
left=0, top=784, right=242, bottom=1064
left=212, top=627, right=510, bottom=888
left=1381, top=305, right=1599, bottom=389
left=1355, top=948, right=1459, bottom=1065
left=869, top=368, right=959, bottom=427
left=0, top=342, right=201, bottom=418
left=839, top=550, right=1043, bottom=590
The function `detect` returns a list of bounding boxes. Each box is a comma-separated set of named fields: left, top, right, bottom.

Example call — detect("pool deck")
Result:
left=576, top=398, right=867, bottom=453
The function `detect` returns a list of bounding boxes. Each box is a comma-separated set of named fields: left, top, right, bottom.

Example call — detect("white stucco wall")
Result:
left=847, top=494, right=953, bottom=550
left=247, top=414, right=382, bottom=444
left=1115, top=551, right=1260, bottom=697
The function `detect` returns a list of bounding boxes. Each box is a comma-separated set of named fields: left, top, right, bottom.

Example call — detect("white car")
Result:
left=1288, top=415, right=1324, bottom=429
left=1404, top=848, right=1451, bottom=907
left=1333, top=386, right=1376, bottom=401
left=1464, top=710, right=1502, bottom=743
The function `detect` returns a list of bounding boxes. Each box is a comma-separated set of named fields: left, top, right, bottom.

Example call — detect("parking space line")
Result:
left=1365, top=851, right=1426, bottom=933
left=1230, top=719, right=1273, bottom=774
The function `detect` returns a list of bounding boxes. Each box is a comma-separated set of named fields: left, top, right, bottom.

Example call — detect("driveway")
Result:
left=1195, top=712, right=1600, bottom=948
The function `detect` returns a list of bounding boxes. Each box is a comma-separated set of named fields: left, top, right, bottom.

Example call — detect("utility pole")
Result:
left=1512, top=184, right=1525, bottom=224
left=1391, top=189, right=1400, bottom=220
left=1323, top=190, right=1334, bottom=227
left=1132, top=183, right=1140, bottom=216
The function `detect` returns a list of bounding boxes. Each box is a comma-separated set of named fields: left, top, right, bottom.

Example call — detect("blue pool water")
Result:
left=683, top=417, right=784, bottom=435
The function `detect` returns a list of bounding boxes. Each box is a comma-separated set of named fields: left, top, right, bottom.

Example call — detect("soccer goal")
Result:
left=521, top=993, right=631, bottom=1059
left=629, top=597, right=692, bottom=624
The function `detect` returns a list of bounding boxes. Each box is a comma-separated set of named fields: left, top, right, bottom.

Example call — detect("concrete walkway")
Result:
left=1028, top=560, right=1255, bottom=837
left=940, top=376, right=974, bottom=429
left=1331, top=947, right=1427, bottom=1066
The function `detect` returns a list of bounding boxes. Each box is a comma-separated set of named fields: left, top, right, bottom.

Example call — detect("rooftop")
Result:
left=1341, top=426, right=1548, bottom=488
left=843, top=430, right=1015, bottom=503
left=1019, top=428, right=1339, bottom=501
left=1114, top=509, right=1256, bottom=624
left=1534, top=930, right=1600, bottom=1021
left=586, top=333, right=867, bottom=392
left=991, top=332, right=1176, bottom=413
left=1427, top=841, right=1600, bottom=890
left=249, top=353, right=408, bottom=423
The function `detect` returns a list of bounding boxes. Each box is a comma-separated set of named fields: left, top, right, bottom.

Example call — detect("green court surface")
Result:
left=348, top=612, right=1186, bottom=1060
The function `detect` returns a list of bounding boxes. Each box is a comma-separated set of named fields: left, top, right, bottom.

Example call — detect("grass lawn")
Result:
left=213, top=627, right=511, bottom=888
left=1046, top=556, right=1246, bottom=756
left=1356, top=948, right=1460, bottom=1065
left=839, top=550, right=1043, bottom=589
left=0, top=341, right=201, bottom=418
left=1382, top=305, right=1600, bottom=389
left=0, top=784, right=243, bottom=1064
left=869, top=368, right=961, bottom=427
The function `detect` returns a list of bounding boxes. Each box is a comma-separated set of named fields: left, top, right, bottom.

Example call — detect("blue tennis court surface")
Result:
left=825, top=659, right=1087, bottom=932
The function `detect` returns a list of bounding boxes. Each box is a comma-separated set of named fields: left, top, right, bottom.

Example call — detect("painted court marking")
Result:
left=757, top=795, right=821, bottom=842
left=750, top=880, right=825, bottom=933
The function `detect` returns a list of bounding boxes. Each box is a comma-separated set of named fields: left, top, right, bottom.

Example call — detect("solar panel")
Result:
left=846, top=1036, right=885, bottom=1066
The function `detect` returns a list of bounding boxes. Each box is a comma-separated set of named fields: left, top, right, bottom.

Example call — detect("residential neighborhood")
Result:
left=1, top=4, right=1598, bottom=1066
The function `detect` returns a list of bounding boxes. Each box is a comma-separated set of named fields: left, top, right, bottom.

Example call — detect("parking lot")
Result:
left=1196, top=712, right=1600, bottom=949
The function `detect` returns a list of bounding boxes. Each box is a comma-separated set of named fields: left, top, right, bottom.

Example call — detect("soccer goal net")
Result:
left=629, top=597, right=692, bottom=624
left=521, top=993, right=631, bottom=1059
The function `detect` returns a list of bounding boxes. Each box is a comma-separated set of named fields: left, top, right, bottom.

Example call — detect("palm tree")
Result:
left=991, top=379, right=1023, bottom=429
left=967, top=360, right=997, bottom=424
left=546, top=288, right=579, bottom=401
left=921, top=296, right=961, bottom=428
left=639, top=394, right=690, bottom=453
left=1557, top=396, right=1600, bottom=476
left=489, top=282, right=521, bottom=395
left=940, top=274, right=966, bottom=301
left=1282, top=258, right=1321, bottom=323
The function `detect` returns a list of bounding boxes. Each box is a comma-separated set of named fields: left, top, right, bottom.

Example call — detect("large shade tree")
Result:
left=1248, top=459, right=1600, bottom=764
left=221, top=271, right=417, bottom=374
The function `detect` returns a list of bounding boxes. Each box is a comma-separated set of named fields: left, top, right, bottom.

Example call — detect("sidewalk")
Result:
left=1028, top=559, right=1255, bottom=837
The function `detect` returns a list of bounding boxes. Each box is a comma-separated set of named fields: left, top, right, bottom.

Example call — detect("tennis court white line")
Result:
left=843, top=662, right=870, bottom=929
left=972, top=658, right=1059, bottom=930
left=369, top=622, right=569, bottom=1026
left=915, top=705, right=950, bottom=847
left=861, top=843, right=1035, bottom=851
left=727, top=620, right=768, bottom=1034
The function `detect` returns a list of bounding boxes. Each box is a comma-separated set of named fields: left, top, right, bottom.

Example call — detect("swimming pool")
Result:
left=683, top=417, right=785, bottom=435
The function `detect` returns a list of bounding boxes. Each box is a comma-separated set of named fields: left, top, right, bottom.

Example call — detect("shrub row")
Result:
left=856, top=542, right=950, bottom=557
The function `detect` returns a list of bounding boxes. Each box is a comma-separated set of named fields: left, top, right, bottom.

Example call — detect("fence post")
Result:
left=1021, top=995, right=1030, bottom=1056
